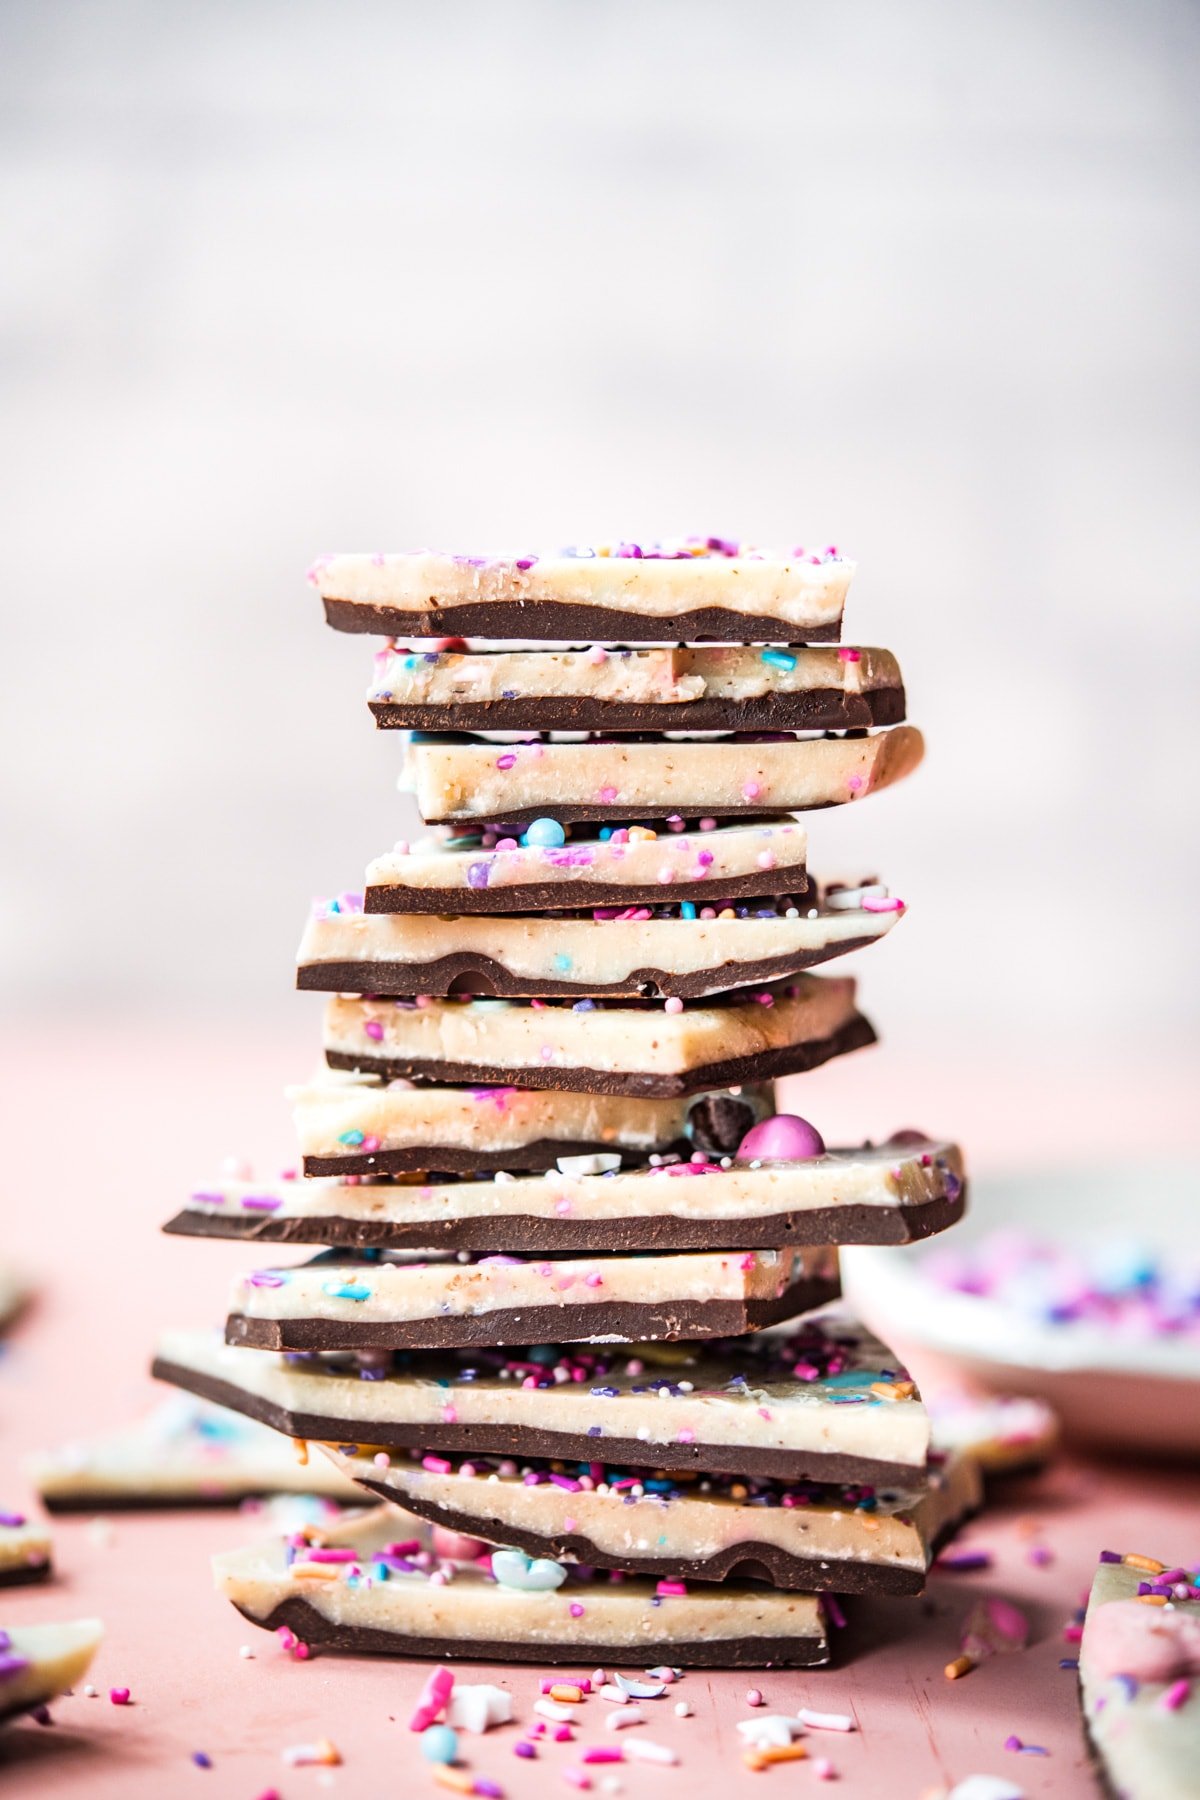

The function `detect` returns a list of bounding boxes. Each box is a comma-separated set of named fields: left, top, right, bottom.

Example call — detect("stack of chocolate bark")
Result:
left=157, top=538, right=973, bottom=1668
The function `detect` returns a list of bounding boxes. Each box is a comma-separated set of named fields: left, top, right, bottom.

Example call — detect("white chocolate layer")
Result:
left=312, top=547, right=853, bottom=633
left=291, top=1073, right=769, bottom=1164
left=297, top=902, right=900, bottom=996
left=181, top=1139, right=965, bottom=1234
left=230, top=1246, right=836, bottom=1337
left=927, top=1394, right=1060, bottom=1474
left=322, top=974, right=858, bottom=1080
left=370, top=645, right=896, bottom=708
left=0, top=1620, right=103, bottom=1721
left=214, top=1503, right=828, bottom=1655
left=27, top=1392, right=361, bottom=1506
left=156, top=1313, right=930, bottom=1468
left=367, top=818, right=809, bottom=901
left=1079, top=1557, right=1199, bottom=1799
left=0, top=1517, right=51, bottom=1580
left=331, top=1446, right=980, bottom=1580
left=402, top=730, right=924, bottom=821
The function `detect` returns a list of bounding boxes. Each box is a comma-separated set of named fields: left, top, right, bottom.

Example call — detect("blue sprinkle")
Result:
left=337, top=1129, right=365, bottom=1146
left=525, top=817, right=566, bottom=849
left=324, top=1281, right=372, bottom=1301
left=681, top=901, right=697, bottom=919
left=572, top=998, right=597, bottom=1011
left=761, top=648, right=797, bottom=671
left=553, top=953, right=573, bottom=971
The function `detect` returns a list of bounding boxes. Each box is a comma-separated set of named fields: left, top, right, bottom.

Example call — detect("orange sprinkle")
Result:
left=314, top=1738, right=342, bottom=1766
left=290, top=1563, right=341, bottom=1581
left=870, top=1381, right=914, bottom=1401
left=434, top=1769, right=475, bottom=1795
left=292, top=1438, right=310, bottom=1467
left=743, top=1744, right=808, bottom=1770
left=1136, top=1593, right=1169, bottom=1606
left=1124, top=1554, right=1165, bottom=1574
left=549, top=1685, right=585, bottom=1704
left=860, top=1517, right=881, bottom=1533
left=944, top=1654, right=974, bottom=1680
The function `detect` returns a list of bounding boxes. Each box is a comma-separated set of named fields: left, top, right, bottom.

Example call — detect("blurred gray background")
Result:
left=2, top=0, right=1198, bottom=1062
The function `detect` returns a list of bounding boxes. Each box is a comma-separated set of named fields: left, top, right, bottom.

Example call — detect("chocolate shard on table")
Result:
left=327, top=1443, right=981, bottom=1596
left=292, top=1072, right=772, bottom=1177
left=401, top=728, right=924, bottom=825
left=310, top=540, right=852, bottom=645
left=165, top=1132, right=966, bottom=1254
left=297, top=885, right=903, bottom=1000
left=1078, top=1549, right=1199, bottom=1800
left=319, top=973, right=873, bottom=1097
left=0, top=1620, right=103, bottom=1725
left=223, top=1244, right=841, bottom=1353
left=214, top=1502, right=831, bottom=1667
left=365, top=817, right=811, bottom=914
left=926, top=1392, right=1059, bottom=1478
left=26, top=1391, right=361, bottom=1512
left=0, top=1513, right=52, bottom=1587
left=368, top=643, right=905, bottom=732
left=154, top=1309, right=930, bottom=1485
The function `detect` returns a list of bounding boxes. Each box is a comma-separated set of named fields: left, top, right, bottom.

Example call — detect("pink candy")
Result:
left=736, top=1114, right=826, bottom=1161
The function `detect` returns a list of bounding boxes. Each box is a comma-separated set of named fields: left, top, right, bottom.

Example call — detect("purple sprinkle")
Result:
left=0, top=1653, right=32, bottom=1681
left=466, top=860, right=492, bottom=890
left=241, top=1196, right=282, bottom=1213
left=0, top=1510, right=26, bottom=1528
left=1060, top=1657, right=1080, bottom=1669
left=190, top=1190, right=226, bottom=1205
left=937, top=1550, right=993, bottom=1572
left=192, top=1751, right=213, bottom=1769
left=1099, top=1550, right=1122, bottom=1563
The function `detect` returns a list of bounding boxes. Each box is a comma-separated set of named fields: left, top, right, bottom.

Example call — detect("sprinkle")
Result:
left=944, top=1655, right=974, bottom=1680
left=110, top=1688, right=132, bottom=1706
left=761, top=649, right=797, bottom=672
left=674, top=1701, right=691, bottom=1718
left=192, top=1752, right=213, bottom=1769
left=621, top=1739, right=677, bottom=1765
left=513, top=1741, right=537, bottom=1759
left=1124, top=1553, right=1166, bottom=1574
left=410, top=1665, right=456, bottom=1732
left=797, top=1708, right=855, bottom=1732
left=282, top=1738, right=341, bottom=1766
left=837, top=647, right=861, bottom=663
left=811, top=1758, right=837, bottom=1779
left=570, top=1603, right=585, bottom=1617
left=655, top=1580, right=687, bottom=1597
left=562, top=1768, right=592, bottom=1789
left=433, top=1771, right=474, bottom=1797
left=664, top=996, right=684, bottom=1014
left=550, top=1685, right=585, bottom=1703
left=608, top=1709, right=644, bottom=1730
left=582, top=1748, right=623, bottom=1764
left=1160, top=1679, right=1191, bottom=1712
left=745, top=1687, right=764, bottom=1706
left=743, top=1744, right=807, bottom=1770
left=937, top=1550, right=993, bottom=1572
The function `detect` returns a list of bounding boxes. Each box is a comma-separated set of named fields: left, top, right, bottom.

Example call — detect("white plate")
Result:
left=843, top=1158, right=1200, bottom=1457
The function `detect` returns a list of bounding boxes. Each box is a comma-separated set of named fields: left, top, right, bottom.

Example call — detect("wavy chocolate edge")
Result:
left=0, top=1561, right=51, bottom=1587
left=420, top=797, right=847, bottom=827
left=223, top=1274, right=843, bottom=1354
left=348, top=1476, right=938, bottom=1595
left=234, top=1595, right=830, bottom=1666
left=297, top=939, right=878, bottom=1000
left=370, top=687, right=905, bottom=733
left=163, top=1186, right=966, bottom=1253
left=321, top=1010, right=876, bottom=1098
left=323, top=595, right=843, bottom=645
left=302, top=1134, right=694, bottom=1178
left=149, top=1356, right=924, bottom=1485
left=363, top=865, right=810, bottom=915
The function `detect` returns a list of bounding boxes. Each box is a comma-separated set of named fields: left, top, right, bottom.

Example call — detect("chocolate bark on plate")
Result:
left=0, top=1620, right=104, bottom=1724
left=1078, top=1550, right=1200, bottom=1800
left=154, top=1309, right=929, bottom=1484
left=0, top=1514, right=52, bottom=1587
left=297, top=887, right=904, bottom=1000
left=401, top=728, right=924, bottom=825
left=368, top=643, right=904, bottom=732
left=310, top=541, right=852, bottom=645
left=365, top=817, right=811, bottom=913
left=318, top=973, right=873, bottom=1097
left=327, top=1443, right=981, bottom=1595
left=291, top=1074, right=771, bottom=1177
left=213, top=1502, right=831, bottom=1667
left=224, top=1244, right=841, bottom=1353
left=165, top=1135, right=967, bottom=1253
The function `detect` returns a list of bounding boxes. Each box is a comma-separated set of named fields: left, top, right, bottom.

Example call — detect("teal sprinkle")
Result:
left=338, top=1129, right=365, bottom=1146
left=599, top=827, right=613, bottom=840
left=373, top=1561, right=391, bottom=1581
left=553, top=953, right=572, bottom=972
left=761, top=648, right=797, bottom=672
left=324, top=1280, right=372, bottom=1300
left=404, top=654, right=421, bottom=670
left=681, top=901, right=697, bottom=920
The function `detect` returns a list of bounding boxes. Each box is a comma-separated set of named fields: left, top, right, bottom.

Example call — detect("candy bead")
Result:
left=524, top=817, right=566, bottom=849
left=420, top=1725, right=460, bottom=1765
left=736, top=1115, right=825, bottom=1161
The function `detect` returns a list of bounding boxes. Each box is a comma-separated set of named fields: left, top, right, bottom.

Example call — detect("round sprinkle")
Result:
left=420, top=1725, right=460, bottom=1764
left=745, top=1688, right=764, bottom=1706
left=525, top=817, right=566, bottom=849
left=664, top=996, right=684, bottom=1014
left=110, top=1687, right=132, bottom=1706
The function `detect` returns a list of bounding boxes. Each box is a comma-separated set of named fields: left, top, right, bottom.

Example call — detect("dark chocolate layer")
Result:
left=163, top=1185, right=966, bottom=1253
left=150, top=1356, right=923, bottom=1485
left=0, top=1561, right=51, bottom=1587
left=363, top=864, right=809, bottom=915
left=234, top=1596, right=830, bottom=1667
left=420, top=797, right=845, bottom=827
left=303, top=1133, right=692, bottom=1179
left=223, top=1272, right=842, bottom=1354
left=322, top=1009, right=876, bottom=1098
left=323, top=595, right=842, bottom=645
left=297, top=939, right=877, bottom=1000
left=370, top=687, right=904, bottom=734
left=349, top=1476, right=927, bottom=1595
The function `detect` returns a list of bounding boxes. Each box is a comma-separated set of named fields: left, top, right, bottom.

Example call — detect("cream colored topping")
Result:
left=182, top=1140, right=964, bottom=1231
left=26, top=1392, right=360, bottom=1505
left=370, top=645, right=895, bottom=708
left=213, top=1504, right=826, bottom=1648
left=367, top=819, right=808, bottom=897
left=297, top=907, right=897, bottom=993
left=291, top=1075, right=752, bottom=1161
left=0, top=1519, right=51, bottom=1577
left=402, top=730, right=923, bottom=821
left=312, top=550, right=853, bottom=631
left=1080, top=1560, right=1199, bottom=1799
left=322, top=975, right=857, bottom=1077
left=928, top=1395, right=1059, bottom=1473
left=0, top=1620, right=103, bottom=1716
left=333, top=1449, right=979, bottom=1574
left=231, top=1246, right=837, bottom=1334
left=156, top=1317, right=930, bottom=1466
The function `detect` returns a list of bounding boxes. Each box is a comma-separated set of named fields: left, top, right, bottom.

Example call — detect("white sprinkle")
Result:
left=622, top=1738, right=678, bottom=1765
left=608, top=1708, right=644, bottom=1730
left=674, top=1700, right=691, bottom=1717
left=534, top=1697, right=577, bottom=1723
left=238, top=1646, right=254, bottom=1660
left=83, top=1683, right=98, bottom=1697
left=797, top=1706, right=856, bottom=1732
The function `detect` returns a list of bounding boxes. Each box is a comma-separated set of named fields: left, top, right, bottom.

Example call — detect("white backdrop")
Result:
left=2, top=0, right=1198, bottom=1061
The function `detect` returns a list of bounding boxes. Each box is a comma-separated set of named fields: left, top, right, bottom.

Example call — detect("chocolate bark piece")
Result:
left=0, top=1516, right=51, bottom=1587
left=224, top=1244, right=842, bottom=1353
left=296, top=891, right=903, bottom=1000
left=0, top=1620, right=103, bottom=1724
left=319, top=974, right=872, bottom=1098
left=368, top=643, right=904, bottom=732
left=154, top=1309, right=929, bottom=1484
left=310, top=544, right=851, bottom=644
left=215, top=1503, right=830, bottom=1667
left=402, top=728, right=924, bottom=825
left=163, top=1138, right=967, bottom=1253
left=327, top=1444, right=982, bottom=1595
left=365, top=818, right=810, bottom=914
left=292, top=1075, right=771, bottom=1178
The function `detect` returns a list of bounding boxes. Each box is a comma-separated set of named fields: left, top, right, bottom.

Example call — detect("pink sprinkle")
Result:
left=756, top=851, right=776, bottom=870
left=598, top=786, right=618, bottom=803
left=585, top=1273, right=604, bottom=1288
left=745, top=1688, right=764, bottom=1707
left=307, top=1547, right=358, bottom=1563
left=582, top=1749, right=623, bottom=1764
left=409, top=1664, right=455, bottom=1731
left=1160, top=1679, right=1191, bottom=1712
left=441, top=1404, right=458, bottom=1424
left=656, top=1580, right=687, bottom=1596
left=847, top=775, right=863, bottom=792
left=837, top=647, right=861, bottom=663
left=739, top=1253, right=756, bottom=1270
left=812, top=1757, right=837, bottom=1779
left=742, top=781, right=761, bottom=800
left=676, top=1428, right=696, bottom=1443
left=699, top=817, right=717, bottom=831
left=570, top=1603, right=585, bottom=1617
left=664, top=996, right=684, bottom=1014
left=514, top=1742, right=537, bottom=1759
left=862, top=895, right=904, bottom=913
left=364, top=1020, right=384, bottom=1041
left=109, top=1688, right=131, bottom=1706
left=422, top=1455, right=453, bottom=1474
left=554, top=1725, right=574, bottom=1742
left=496, top=754, right=517, bottom=770
left=563, top=1769, right=591, bottom=1790
left=361, top=1134, right=381, bottom=1153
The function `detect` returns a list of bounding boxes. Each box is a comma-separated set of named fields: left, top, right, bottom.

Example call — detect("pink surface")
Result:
left=1, top=1023, right=1197, bottom=1796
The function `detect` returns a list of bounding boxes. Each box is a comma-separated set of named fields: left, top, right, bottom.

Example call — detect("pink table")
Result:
left=2, top=1024, right=1196, bottom=1796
